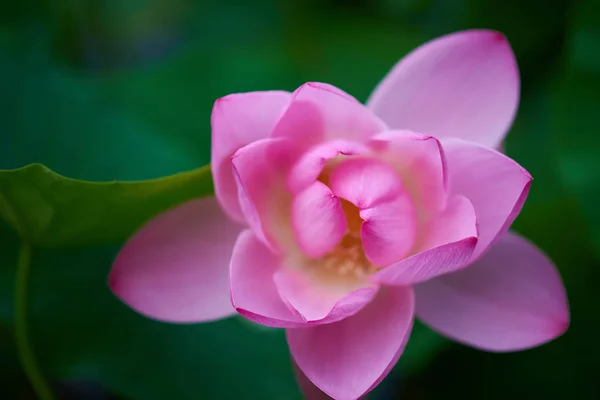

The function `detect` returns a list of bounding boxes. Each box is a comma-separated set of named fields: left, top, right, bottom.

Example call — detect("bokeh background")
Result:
left=1, top=0, right=599, bottom=399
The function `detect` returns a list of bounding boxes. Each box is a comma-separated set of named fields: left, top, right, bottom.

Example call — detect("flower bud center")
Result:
left=313, top=199, right=376, bottom=280
left=318, top=232, right=377, bottom=279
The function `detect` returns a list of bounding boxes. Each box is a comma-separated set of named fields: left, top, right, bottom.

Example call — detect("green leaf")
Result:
left=0, top=164, right=212, bottom=248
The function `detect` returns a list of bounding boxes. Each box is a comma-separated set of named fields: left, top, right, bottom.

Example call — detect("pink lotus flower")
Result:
left=109, top=30, right=569, bottom=400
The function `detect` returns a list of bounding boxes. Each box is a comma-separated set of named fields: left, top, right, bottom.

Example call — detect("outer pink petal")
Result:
left=415, top=232, right=569, bottom=352
left=274, top=269, right=379, bottom=323
left=367, top=30, right=519, bottom=149
left=287, top=286, right=414, bottom=400
left=443, top=138, right=531, bottom=260
left=292, top=181, right=347, bottom=258
left=287, top=139, right=369, bottom=195
left=231, top=137, right=296, bottom=251
left=368, top=131, right=447, bottom=215
left=109, top=197, right=239, bottom=323
left=372, top=195, right=477, bottom=285
left=229, top=230, right=306, bottom=328
left=211, top=91, right=291, bottom=222
left=272, top=82, right=387, bottom=150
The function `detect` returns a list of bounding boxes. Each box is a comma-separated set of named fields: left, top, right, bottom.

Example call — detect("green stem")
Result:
left=15, top=242, right=55, bottom=400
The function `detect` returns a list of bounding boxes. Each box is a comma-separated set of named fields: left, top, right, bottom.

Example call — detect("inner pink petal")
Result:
left=368, top=130, right=448, bottom=216
left=292, top=181, right=347, bottom=258
left=211, top=90, right=291, bottom=222
left=329, top=157, right=418, bottom=265
left=274, top=268, right=379, bottom=323
left=271, top=82, right=387, bottom=152
left=231, top=137, right=296, bottom=251
left=329, top=157, right=404, bottom=208
left=418, top=194, right=479, bottom=254
left=372, top=195, right=478, bottom=286
left=360, top=196, right=418, bottom=266
left=287, top=139, right=369, bottom=195
left=229, top=230, right=306, bottom=328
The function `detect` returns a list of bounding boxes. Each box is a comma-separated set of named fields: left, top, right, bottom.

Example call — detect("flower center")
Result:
left=318, top=232, right=378, bottom=279
left=310, top=199, right=377, bottom=281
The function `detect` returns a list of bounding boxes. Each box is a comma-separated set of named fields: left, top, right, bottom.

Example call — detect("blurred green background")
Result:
left=1, top=0, right=599, bottom=399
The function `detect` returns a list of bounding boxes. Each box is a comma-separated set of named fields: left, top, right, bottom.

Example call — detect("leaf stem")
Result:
left=15, top=242, right=55, bottom=400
